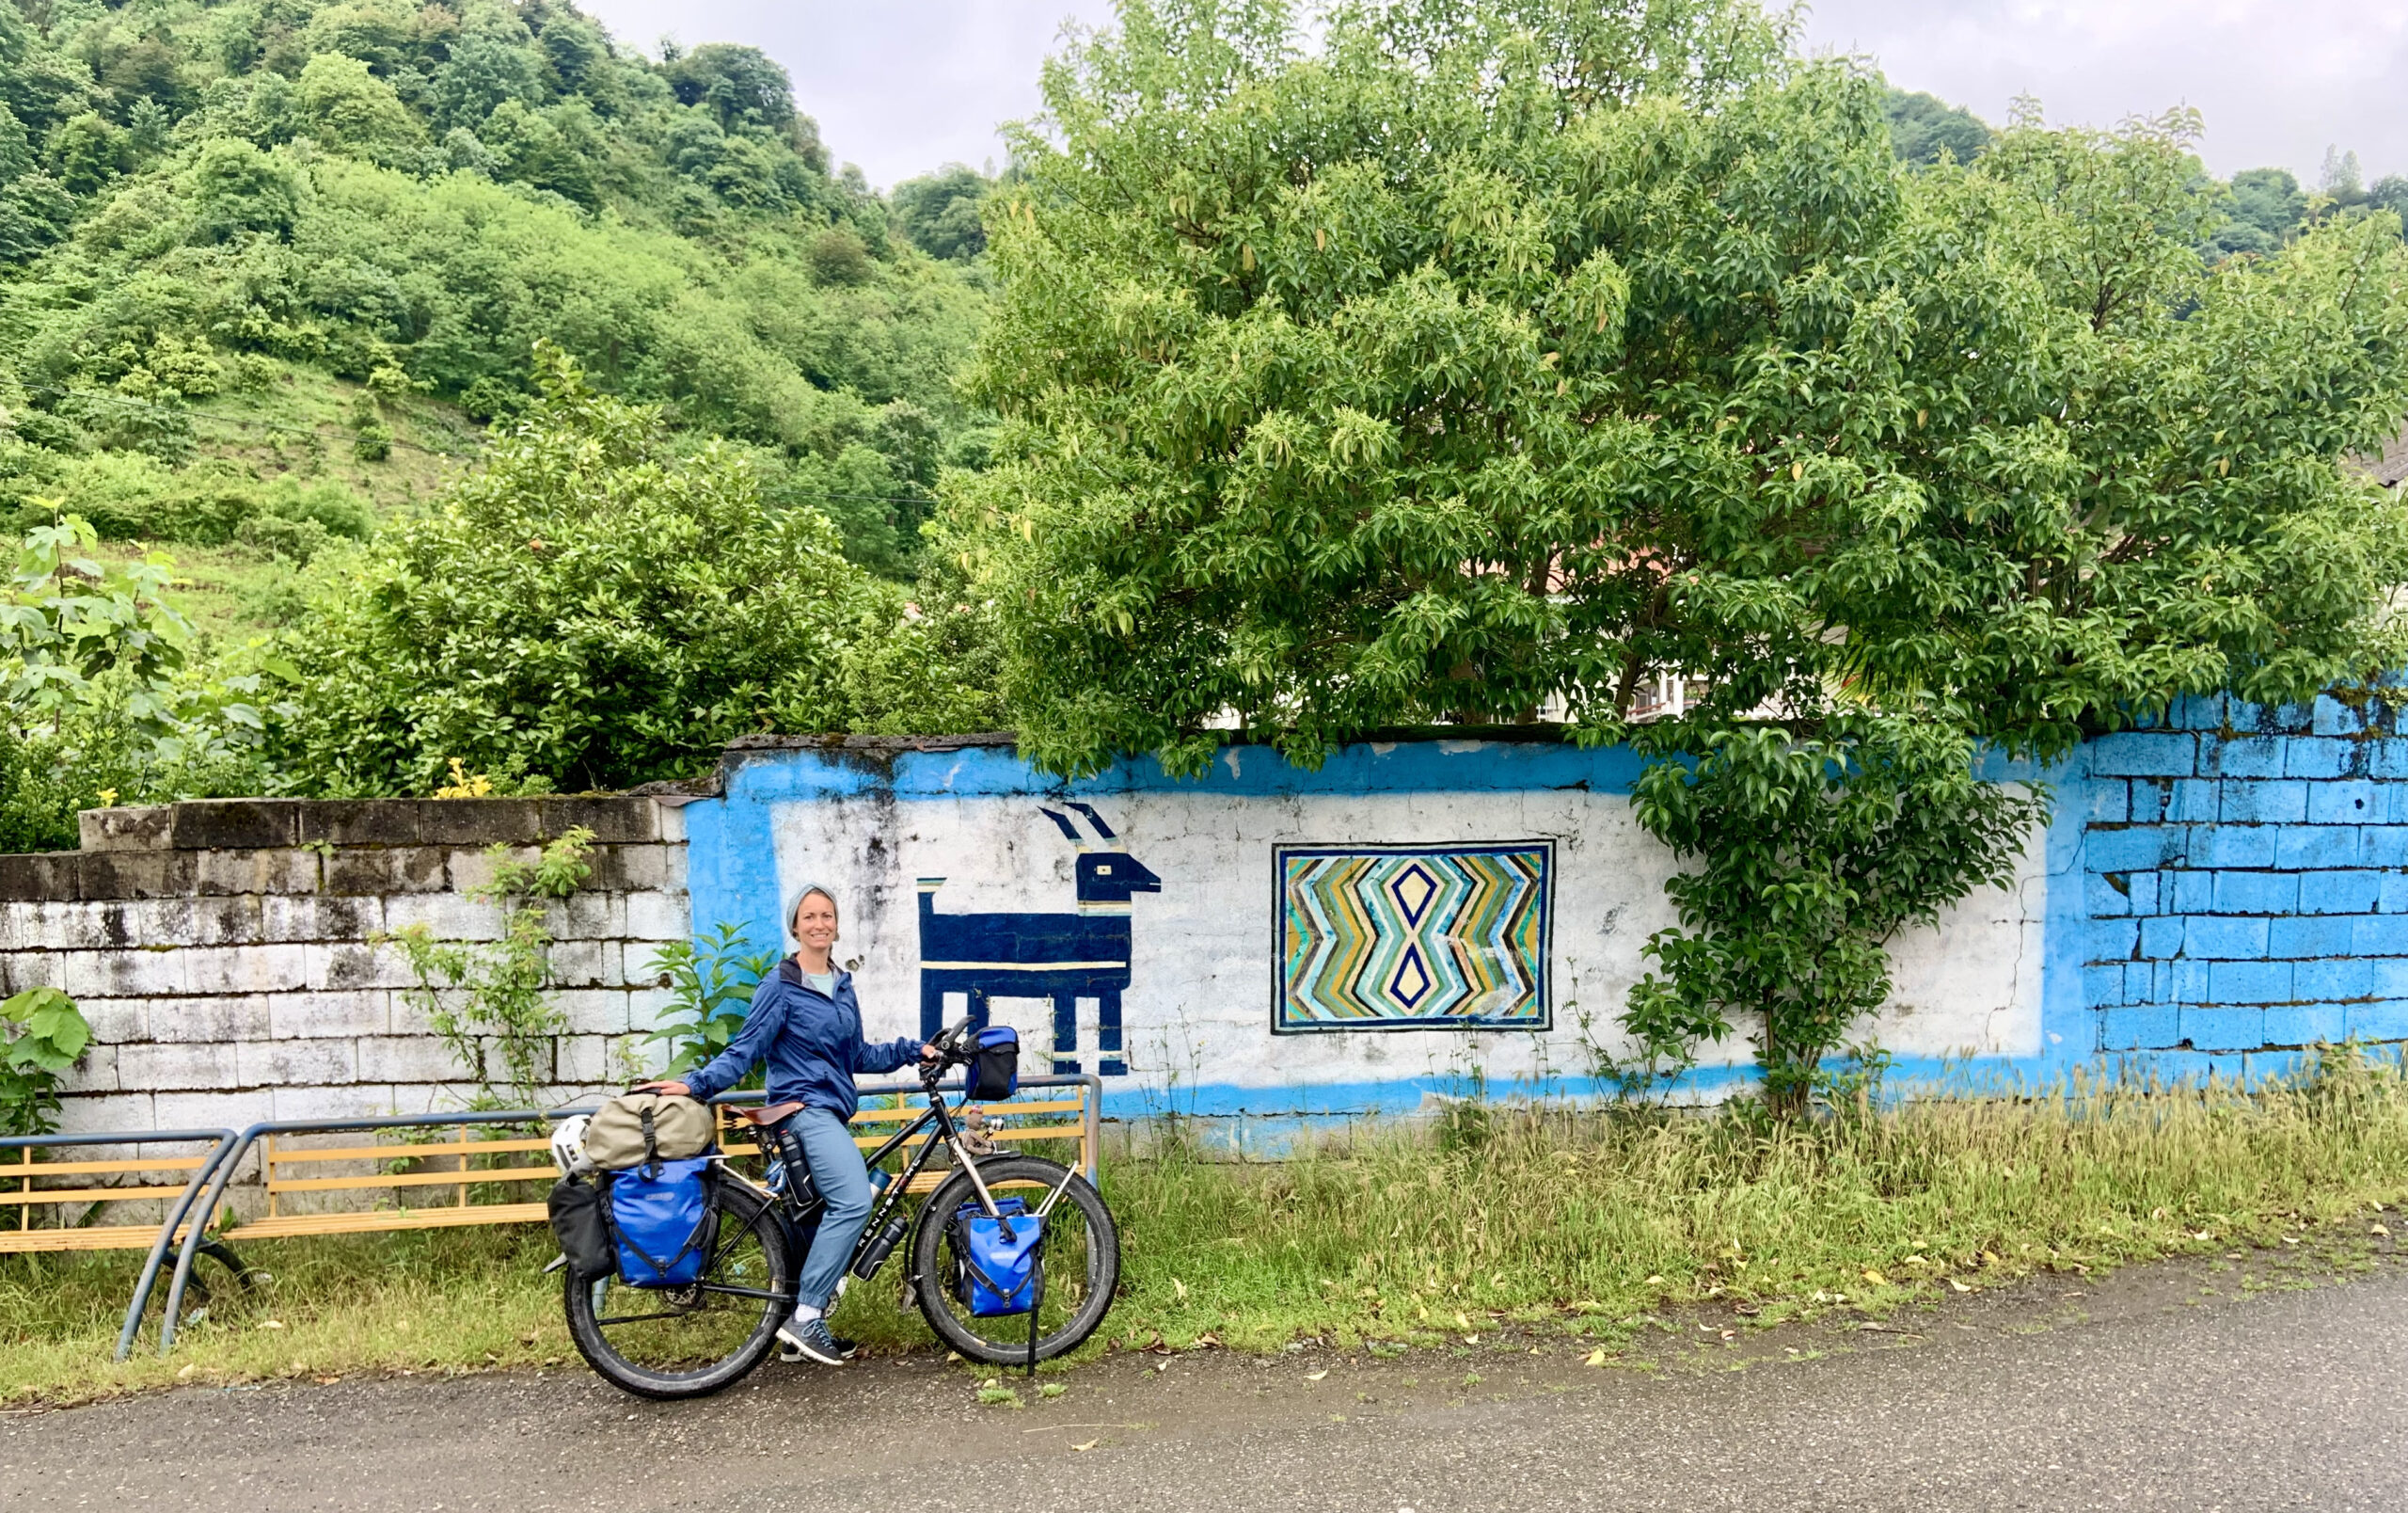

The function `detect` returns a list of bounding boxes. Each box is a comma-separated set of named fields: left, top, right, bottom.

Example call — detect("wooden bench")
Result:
left=219, top=1128, right=558, bottom=1241
left=0, top=1140, right=226, bottom=1254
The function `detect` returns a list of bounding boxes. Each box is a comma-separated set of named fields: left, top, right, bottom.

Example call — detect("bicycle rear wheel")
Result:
left=911, top=1156, right=1119, bottom=1367
left=564, top=1175, right=791, bottom=1399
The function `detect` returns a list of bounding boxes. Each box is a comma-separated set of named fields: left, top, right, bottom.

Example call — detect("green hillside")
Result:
left=0, top=0, right=995, bottom=577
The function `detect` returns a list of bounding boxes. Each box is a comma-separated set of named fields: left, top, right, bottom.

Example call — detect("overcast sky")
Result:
left=573, top=0, right=2408, bottom=190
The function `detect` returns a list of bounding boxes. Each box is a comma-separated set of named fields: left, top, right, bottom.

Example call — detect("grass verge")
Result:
left=9, top=1051, right=2408, bottom=1406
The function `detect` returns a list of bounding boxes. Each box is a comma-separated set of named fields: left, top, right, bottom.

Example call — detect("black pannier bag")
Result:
left=547, top=1173, right=617, bottom=1280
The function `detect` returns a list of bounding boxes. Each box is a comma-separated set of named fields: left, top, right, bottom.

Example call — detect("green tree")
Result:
left=1882, top=85, right=1989, bottom=166
left=893, top=163, right=993, bottom=260
left=943, top=0, right=2408, bottom=1105
left=267, top=344, right=895, bottom=794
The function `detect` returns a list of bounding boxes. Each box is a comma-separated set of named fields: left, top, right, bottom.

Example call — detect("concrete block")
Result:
left=2264, top=1003, right=2347, bottom=1046
left=2086, top=783, right=2131, bottom=823
left=2353, top=916, right=2408, bottom=956
left=2123, top=870, right=2163, bottom=915
left=293, top=800, right=422, bottom=848
left=2276, top=824, right=2358, bottom=870
left=355, top=1035, right=461, bottom=1083
left=2268, top=916, right=2355, bottom=959
left=582, top=844, right=674, bottom=893
left=55, top=1091, right=155, bottom=1136
left=267, top=990, right=389, bottom=1039
left=2127, top=782, right=2166, bottom=825
left=2298, top=869, right=2381, bottom=915
left=540, top=797, right=660, bottom=845
left=259, top=893, right=382, bottom=944
left=2166, top=780, right=2220, bottom=823
left=2138, top=916, right=2184, bottom=959
left=2179, top=1006, right=2265, bottom=1051
left=545, top=939, right=618, bottom=989
left=150, top=1091, right=267, bottom=1132
left=627, top=984, right=676, bottom=1031
left=2102, top=1005, right=2180, bottom=1051
left=2220, top=781, right=2306, bottom=824
left=150, top=995, right=272, bottom=1043
left=59, top=948, right=187, bottom=998
left=2308, top=781, right=2383, bottom=825
left=307, top=942, right=420, bottom=994
left=2208, top=961, right=2291, bottom=1005
left=127, top=896, right=265, bottom=948
left=0, top=853, right=83, bottom=902
left=324, top=846, right=450, bottom=896
left=119, top=1040, right=242, bottom=1091
left=2089, top=733, right=2196, bottom=777
left=2361, top=826, right=2408, bottom=868
left=2382, top=873, right=2408, bottom=916
left=57, top=1044, right=119, bottom=1094
left=268, top=1084, right=402, bottom=1123
left=2269, top=702, right=2316, bottom=734
left=626, top=892, right=689, bottom=942
left=557, top=1034, right=624, bottom=1084
left=2291, top=959, right=2372, bottom=1002
left=235, top=1037, right=355, bottom=1088
left=382, top=894, right=506, bottom=943
left=2197, top=828, right=2277, bottom=869
left=166, top=800, right=302, bottom=851
left=2369, top=741, right=2408, bottom=780
left=2369, top=959, right=2408, bottom=997
left=419, top=799, right=546, bottom=848
left=2090, top=917, right=2138, bottom=963
left=182, top=943, right=309, bottom=995
left=2083, top=965, right=2126, bottom=1009
left=2184, top=916, right=2270, bottom=959
left=2124, top=963, right=2161, bottom=1003
left=388, top=986, right=464, bottom=1037
left=2084, top=873, right=2133, bottom=917
left=2345, top=1000, right=2408, bottom=1042
left=2171, top=959, right=2213, bottom=1005
left=195, top=849, right=322, bottom=898
left=656, top=803, right=689, bottom=845
left=2211, top=871, right=2296, bottom=916
left=80, top=804, right=174, bottom=852
left=78, top=995, right=148, bottom=1045
left=2312, top=694, right=2368, bottom=737
left=74, top=851, right=197, bottom=901
left=2086, top=828, right=2184, bottom=873
left=17, top=900, right=118, bottom=951
left=2169, top=869, right=2215, bottom=915
left=557, top=890, right=626, bottom=941
left=2285, top=737, right=2360, bottom=779
left=445, top=846, right=540, bottom=897
left=2201, top=736, right=2283, bottom=779
left=2171, top=693, right=2228, bottom=731
left=556, top=988, right=632, bottom=1034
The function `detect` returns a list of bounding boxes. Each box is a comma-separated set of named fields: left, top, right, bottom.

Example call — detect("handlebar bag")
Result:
left=547, top=1173, right=616, bottom=1280
left=949, top=1196, right=1044, bottom=1316
left=607, top=1157, right=716, bottom=1288
left=966, top=1026, right=1021, bottom=1101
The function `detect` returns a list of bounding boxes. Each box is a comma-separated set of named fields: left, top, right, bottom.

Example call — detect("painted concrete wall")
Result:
left=686, top=738, right=2052, bottom=1119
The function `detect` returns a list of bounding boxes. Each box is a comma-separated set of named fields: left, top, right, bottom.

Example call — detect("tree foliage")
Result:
left=944, top=0, right=2408, bottom=1101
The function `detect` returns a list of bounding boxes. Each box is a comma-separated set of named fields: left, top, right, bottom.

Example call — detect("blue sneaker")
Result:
left=776, top=1314, right=848, bottom=1366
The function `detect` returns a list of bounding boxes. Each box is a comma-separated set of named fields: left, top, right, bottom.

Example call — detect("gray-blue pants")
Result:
left=788, top=1107, right=872, bottom=1313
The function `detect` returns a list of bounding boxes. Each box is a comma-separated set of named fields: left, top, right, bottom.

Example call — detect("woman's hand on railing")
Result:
left=631, top=1080, right=692, bottom=1098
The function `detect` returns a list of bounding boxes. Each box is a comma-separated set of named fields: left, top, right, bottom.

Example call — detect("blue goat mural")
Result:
left=915, top=803, right=1161, bottom=1075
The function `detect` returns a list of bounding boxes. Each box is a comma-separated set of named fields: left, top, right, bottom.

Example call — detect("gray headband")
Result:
left=784, top=884, right=840, bottom=941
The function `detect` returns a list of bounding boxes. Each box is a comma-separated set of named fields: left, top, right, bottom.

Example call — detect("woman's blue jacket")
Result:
left=682, top=958, right=920, bottom=1122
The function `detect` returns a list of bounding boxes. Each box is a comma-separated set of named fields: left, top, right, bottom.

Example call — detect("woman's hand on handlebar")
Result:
left=920, top=1043, right=942, bottom=1061
left=631, top=1079, right=691, bottom=1097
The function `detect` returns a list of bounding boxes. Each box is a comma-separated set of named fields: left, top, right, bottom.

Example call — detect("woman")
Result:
left=638, top=884, right=933, bottom=1365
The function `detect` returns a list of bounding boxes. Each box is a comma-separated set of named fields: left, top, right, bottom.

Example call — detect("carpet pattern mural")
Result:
left=1275, top=842, right=1553, bottom=1032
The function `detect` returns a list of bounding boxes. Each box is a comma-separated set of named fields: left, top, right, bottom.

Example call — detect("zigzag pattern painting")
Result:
left=1275, top=842, right=1553, bottom=1032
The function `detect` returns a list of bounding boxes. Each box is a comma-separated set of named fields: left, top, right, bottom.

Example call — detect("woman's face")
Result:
left=793, top=892, right=839, bottom=954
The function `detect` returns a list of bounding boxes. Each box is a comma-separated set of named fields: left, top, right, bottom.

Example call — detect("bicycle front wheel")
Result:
left=911, top=1156, right=1119, bottom=1367
left=564, top=1175, right=792, bottom=1400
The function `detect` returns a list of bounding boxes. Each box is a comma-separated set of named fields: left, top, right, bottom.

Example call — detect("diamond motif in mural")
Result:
left=1275, top=842, right=1553, bottom=1032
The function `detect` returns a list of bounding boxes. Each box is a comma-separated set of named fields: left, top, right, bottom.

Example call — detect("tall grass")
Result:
left=8, top=1052, right=2408, bottom=1403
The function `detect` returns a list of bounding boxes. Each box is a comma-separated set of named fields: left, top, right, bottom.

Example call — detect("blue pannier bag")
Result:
left=609, top=1157, right=714, bottom=1288
left=966, top=1025, right=1020, bottom=1100
left=951, top=1197, right=1044, bottom=1316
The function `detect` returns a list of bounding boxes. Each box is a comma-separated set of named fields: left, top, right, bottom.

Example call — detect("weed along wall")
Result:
left=3, top=797, right=689, bottom=1134
left=16, top=709, right=2408, bottom=1142
left=680, top=735, right=2051, bottom=1121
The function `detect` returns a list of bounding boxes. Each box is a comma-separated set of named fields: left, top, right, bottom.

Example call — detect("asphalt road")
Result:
left=11, top=1252, right=2407, bottom=1513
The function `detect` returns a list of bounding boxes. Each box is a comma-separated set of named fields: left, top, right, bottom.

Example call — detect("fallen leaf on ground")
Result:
left=1584, top=1347, right=1608, bottom=1366
left=1861, top=1269, right=1888, bottom=1286
left=1305, top=1370, right=1328, bottom=1381
left=1453, top=1312, right=1472, bottom=1330
left=260, top=1320, right=284, bottom=1330
left=1172, top=1278, right=1188, bottom=1300
left=2373, top=1225, right=2391, bottom=1236
left=1948, top=1279, right=1973, bottom=1293
left=1643, top=1275, right=1665, bottom=1286
left=1071, top=1441, right=1099, bottom=1453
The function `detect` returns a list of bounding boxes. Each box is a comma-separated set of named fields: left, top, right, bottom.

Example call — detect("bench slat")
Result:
left=0, top=1155, right=208, bottom=1177
left=265, top=1139, right=552, bottom=1165
left=226, top=1202, right=550, bottom=1239
left=266, top=1167, right=556, bottom=1195
left=0, top=1185, right=190, bottom=1207
left=0, top=1224, right=198, bottom=1253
